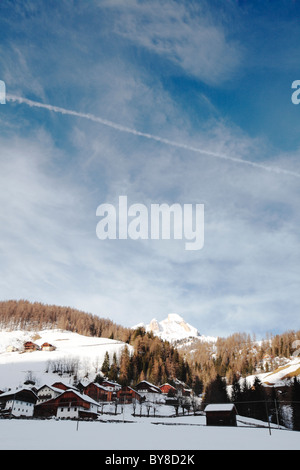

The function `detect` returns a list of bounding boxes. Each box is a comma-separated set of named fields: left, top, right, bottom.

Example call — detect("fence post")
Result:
left=265, top=401, right=271, bottom=435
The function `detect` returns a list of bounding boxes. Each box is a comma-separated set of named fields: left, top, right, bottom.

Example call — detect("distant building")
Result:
left=116, top=386, right=143, bottom=404
left=101, top=380, right=121, bottom=391
left=160, top=383, right=177, bottom=396
left=135, top=380, right=161, bottom=394
left=23, top=341, right=40, bottom=352
left=41, top=342, right=56, bottom=351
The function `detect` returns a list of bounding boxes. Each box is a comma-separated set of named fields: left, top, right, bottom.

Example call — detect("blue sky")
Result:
left=0, top=0, right=300, bottom=338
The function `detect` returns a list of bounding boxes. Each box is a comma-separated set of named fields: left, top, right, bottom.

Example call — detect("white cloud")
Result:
left=109, top=0, right=242, bottom=84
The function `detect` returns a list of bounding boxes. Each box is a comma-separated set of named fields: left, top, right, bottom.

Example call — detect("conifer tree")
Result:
left=204, top=374, right=229, bottom=404
left=119, top=345, right=131, bottom=386
left=230, top=373, right=242, bottom=408
left=108, top=352, right=119, bottom=382
left=249, top=376, right=266, bottom=422
left=101, top=351, right=110, bottom=376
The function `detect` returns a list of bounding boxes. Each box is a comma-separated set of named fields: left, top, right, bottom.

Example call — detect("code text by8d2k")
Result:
left=96, top=196, right=204, bottom=251
left=149, top=454, right=195, bottom=465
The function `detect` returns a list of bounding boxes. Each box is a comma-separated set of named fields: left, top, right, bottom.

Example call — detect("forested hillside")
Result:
left=181, top=330, right=300, bottom=386
left=0, top=299, right=131, bottom=342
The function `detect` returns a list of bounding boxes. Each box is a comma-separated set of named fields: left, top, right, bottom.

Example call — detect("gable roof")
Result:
left=204, top=404, right=237, bottom=412
left=135, top=380, right=161, bottom=393
left=0, top=387, right=38, bottom=404
left=36, top=384, right=63, bottom=394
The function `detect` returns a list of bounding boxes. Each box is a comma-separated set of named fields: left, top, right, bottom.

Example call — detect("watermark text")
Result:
left=96, top=196, right=204, bottom=251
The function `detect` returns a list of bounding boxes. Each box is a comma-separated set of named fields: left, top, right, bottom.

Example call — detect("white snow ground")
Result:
left=0, top=412, right=299, bottom=450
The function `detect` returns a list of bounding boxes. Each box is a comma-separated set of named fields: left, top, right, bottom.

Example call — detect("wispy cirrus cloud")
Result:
left=106, top=0, right=242, bottom=84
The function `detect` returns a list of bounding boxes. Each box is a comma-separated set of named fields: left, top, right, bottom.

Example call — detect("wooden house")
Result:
left=41, top=342, right=56, bottom=351
left=135, top=380, right=161, bottom=394
left=83, top=382, right=113, bottom=402
left=160, top=383, right=177, bottom=396
left=204, top=403, right=237, bottom=426
left=116, top=386, right=143, bottom=404
left=101, top=380, right=121, bottom=391
left=24, top=341, right=40, bottom=352
left=36, top=384, right=63, bottom=404
left=0, top=388, right=38, bottom=417
left=34, top=389, right=99, bottom=420
left=51, top=381, right=77, bottom=392
left=175, top=381, right=192, bottom=397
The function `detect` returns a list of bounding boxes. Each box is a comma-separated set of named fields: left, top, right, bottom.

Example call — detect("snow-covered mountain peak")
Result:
left=134, top=313, right=200, bottom=343
left=165, top=313, right=185, bottom=323
left=132, top=314, right=218, bottom=345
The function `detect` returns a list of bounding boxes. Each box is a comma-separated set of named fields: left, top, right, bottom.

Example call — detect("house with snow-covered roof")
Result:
left=36, top=384, right=63, bottom=404
left=0, top=387, right=38, bottom=417
left=116, top=386, right=143, bottom=404
left=83, top=381, right=114, bottom=402
left=134, top=381, right=165, bottom=403
left=135, top=380, right=161, bottom=394
left=160, top=383, right=177, bottom=396
left=101, top=379, right=121, bottom=391
left=34, top=389, right=100, bottom=420
left=51, top=381, right=78, bottom=392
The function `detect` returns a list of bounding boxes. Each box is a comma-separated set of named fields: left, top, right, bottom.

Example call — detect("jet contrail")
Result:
left=7, top=94, right=300, bottom=178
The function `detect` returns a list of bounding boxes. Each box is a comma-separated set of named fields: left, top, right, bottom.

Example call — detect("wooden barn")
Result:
left=204, top=403, right=237, bottom=427
left=116, top=386, right=143, bottom=404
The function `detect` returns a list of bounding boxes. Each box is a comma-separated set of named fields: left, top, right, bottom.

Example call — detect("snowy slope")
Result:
left=133, top=313, right=217, bottom=344
left=246, top=357, right=300, bottom=387
left=0, top=329, right=131, bottom=390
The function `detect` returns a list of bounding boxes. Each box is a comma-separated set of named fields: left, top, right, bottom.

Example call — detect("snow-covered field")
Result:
left=0, top=412, right=299, bottom=450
